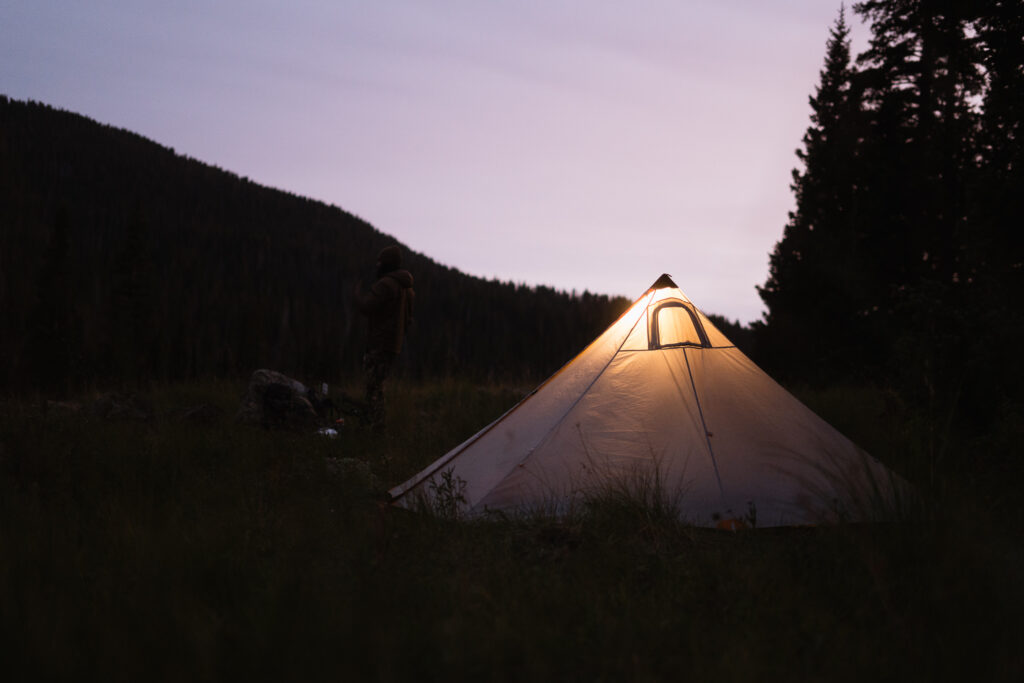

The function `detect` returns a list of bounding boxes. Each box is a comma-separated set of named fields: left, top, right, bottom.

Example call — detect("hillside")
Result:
left=0, top=96, right=632, bottom=392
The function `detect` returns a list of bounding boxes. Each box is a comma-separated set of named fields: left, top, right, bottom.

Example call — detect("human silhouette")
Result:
left=353, top=245, right=415, bottom=430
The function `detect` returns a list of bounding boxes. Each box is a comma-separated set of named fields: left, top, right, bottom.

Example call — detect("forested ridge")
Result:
left=0, top=96, right=632, bottom=392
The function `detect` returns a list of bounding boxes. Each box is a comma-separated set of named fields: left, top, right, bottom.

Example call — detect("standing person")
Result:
left=354, top=245, right=415, bottom=430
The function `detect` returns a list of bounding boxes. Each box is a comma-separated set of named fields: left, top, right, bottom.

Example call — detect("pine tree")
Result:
left=26, top=206, right=79, bottom=395
left=108, top=207, right=157, bottom=387
left=975, top=0, right=1024, bottom=297
left=968, top=0, right=1024, bottom=414
left=758, top=7, right=868, bottom=380
left=852, top=0, right=986, bottom=407
left=854, top=0, right=984, bottom=291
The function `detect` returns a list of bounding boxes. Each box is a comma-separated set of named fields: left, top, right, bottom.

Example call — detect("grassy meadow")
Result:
left=1, top=379, right=1022, bottom=681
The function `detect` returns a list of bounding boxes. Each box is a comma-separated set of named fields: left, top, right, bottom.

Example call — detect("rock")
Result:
left=237, top=369, right=318, bottom=428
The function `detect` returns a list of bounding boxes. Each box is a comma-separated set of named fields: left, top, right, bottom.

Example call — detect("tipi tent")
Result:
left=390, top=275, right=905, bottom=526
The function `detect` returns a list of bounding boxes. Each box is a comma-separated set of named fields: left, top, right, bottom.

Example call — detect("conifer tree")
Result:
left=758, top=7, right=866, bottom=380
left=968, top=0, right=1024, bottom=414
left=27, top=207, right=79, bottom=395
left=852, top=0, right=986, bottom=407
left=108, top=207, right=157, bottom=387
left=974, top=0, right=1024, bottom=299
left=853, top=0, right=984, bottom=291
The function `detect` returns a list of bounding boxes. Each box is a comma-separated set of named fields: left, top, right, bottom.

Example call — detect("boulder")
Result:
left=237, top=369, right=319, bottom=428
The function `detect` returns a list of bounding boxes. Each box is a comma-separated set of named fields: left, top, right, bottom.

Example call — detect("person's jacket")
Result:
left=355, top=269, right=415, bottom=354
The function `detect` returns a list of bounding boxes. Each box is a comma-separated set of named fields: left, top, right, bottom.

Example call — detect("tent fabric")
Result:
left=389, top=275, right=905, bottom=526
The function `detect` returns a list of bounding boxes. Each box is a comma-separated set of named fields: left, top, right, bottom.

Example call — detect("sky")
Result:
left=1, top=1, right=867, bottom=323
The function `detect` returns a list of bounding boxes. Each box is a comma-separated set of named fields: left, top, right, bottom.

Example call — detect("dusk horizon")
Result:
left=2, top=0, right=868, bottom=324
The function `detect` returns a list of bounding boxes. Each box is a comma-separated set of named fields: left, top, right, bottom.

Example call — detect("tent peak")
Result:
left=651, top=273, right=678, bottom=290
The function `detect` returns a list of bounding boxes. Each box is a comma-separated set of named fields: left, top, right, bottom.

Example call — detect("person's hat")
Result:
left=378, top=245, right=402, bottom=268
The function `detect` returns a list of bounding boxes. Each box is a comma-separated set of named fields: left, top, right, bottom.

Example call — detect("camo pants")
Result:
left=362, top=349, right=395, bottom=429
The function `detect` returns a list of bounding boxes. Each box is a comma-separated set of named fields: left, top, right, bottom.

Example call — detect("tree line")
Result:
left=756, top=1, right=1023, bottom=481
left=0, top=96, right=630, bottom=394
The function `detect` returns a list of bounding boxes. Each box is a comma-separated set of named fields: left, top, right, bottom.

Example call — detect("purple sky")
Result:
left=2, top=1, right=865, bottom=323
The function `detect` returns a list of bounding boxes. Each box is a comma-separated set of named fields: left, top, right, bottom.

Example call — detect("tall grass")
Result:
left=1, top=380, right=1021, bottom=681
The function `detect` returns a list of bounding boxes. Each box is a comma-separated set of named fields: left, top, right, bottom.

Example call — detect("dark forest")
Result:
left=755, top=1, right=1023, bottom=486
left=0, top=96, right=632, bottom=392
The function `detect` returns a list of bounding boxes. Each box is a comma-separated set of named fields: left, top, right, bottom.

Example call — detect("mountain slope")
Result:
left=0, top=96, right=629, bottom=391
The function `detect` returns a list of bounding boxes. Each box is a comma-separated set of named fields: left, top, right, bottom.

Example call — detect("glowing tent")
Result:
left=389, top=275, right=905, bottom=526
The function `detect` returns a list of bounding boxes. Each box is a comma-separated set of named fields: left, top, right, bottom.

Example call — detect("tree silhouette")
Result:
left=26, top=206, right=79, bottom=395
left=851, top=0, right=987, bottom=412
left=757, top=0, right=1023, bottom=443
left=108, top=206, right=157, bottom=387
left=758, top=7, right=870, bottom=381
left=0, top=98, right=631, bottom=391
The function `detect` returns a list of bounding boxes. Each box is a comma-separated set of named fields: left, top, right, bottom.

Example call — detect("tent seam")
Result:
left=503, top=293, right=653, bottom=477
left=389, top=290, right=654, bottom=503
left=678, top=348, right=724, bottom=497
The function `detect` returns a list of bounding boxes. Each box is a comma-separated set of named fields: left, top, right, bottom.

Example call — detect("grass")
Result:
left=1, top=378, right=1022, bottom=681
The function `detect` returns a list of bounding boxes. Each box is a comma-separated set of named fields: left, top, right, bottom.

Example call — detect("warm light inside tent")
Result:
left=616, top=290, right=655, bottom=351
left=619, top=284, right=709, bottom=351
left=616, top=279, right=695, bottom=328
left=650, top=286, right=691, bottom=305
left=623, top=291, right=656, bottom=328
left=655, top=304, right=704, bottom=346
